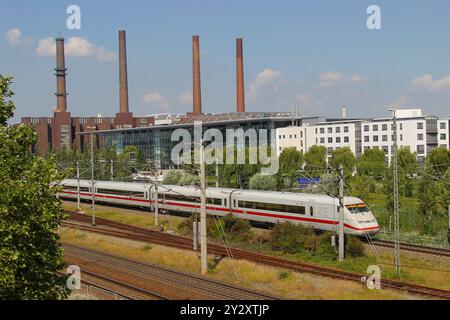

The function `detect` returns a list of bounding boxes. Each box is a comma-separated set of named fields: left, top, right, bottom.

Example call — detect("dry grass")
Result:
left=60, top=227, right=420, bottom=300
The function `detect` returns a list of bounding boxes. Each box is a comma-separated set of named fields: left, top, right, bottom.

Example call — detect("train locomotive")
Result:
left=58, top=179, right=380, bottom=236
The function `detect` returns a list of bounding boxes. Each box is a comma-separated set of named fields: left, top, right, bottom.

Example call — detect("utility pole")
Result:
left=215, top=160, right=220, bottom=188
left=391, top=108, right=401, bottom=276
left=154, top=167, right=159, bottom=227
left=88, top=127, right=96, bottom=226
left=76, top=161, right=81, bottom=212
left=199, top=140, right=208, bottom=275
left=338, top=165, right=345, bottom=262
left=111, top=159, right=114, bottom=181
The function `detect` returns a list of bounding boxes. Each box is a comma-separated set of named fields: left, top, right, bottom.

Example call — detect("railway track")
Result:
left=371, top=239, right=450, bottom=258
left=75, top=269, right=168, bottom=300
left=63, top=243, right=278, bottom=300
left=63, top=211, right=450, bottom=300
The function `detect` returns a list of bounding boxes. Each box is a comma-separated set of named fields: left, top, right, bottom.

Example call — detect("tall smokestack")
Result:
left=119, top=30, right=129, bottom=113
left=342, top=106, right=347, bottom=119
left=192, top=35, right=202, bottom=114
left=55, top=37, right=67, bottom=113
left=236, top=38, right=245, bottom=113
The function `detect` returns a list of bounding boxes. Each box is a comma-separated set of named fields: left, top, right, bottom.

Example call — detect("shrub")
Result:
left=278, top=270, right=291, bottom=280
left=163, top=170, right=183, bottom=184
left=270, top=222, right=315, bottom=254
left=345, top=236, right=365, bottom=257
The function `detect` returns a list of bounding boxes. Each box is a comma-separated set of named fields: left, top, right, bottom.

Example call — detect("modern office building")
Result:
left=276, top=108, right=450, bottom=165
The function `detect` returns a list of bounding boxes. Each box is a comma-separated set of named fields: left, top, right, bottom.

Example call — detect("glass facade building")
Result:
left=89, top=114, right=318, bottom=169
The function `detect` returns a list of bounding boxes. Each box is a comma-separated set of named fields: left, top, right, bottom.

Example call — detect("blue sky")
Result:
left=1, top=0, right=450, bottom=123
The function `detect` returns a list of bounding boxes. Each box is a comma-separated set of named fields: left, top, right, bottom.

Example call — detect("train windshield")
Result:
left=346, top=203, right=370, bottom=214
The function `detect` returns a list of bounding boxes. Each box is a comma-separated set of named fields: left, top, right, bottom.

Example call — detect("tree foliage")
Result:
left=330, top=147, right=356, bottom=177
left=357, top=148, right=386, bottom=179
left=304, top=145, right=327, bottom=175
left=249, top=174, right=277, bottom=191
left=278, top=147, right=303, bottom=188
left=0, top=75, right=69, bottom=299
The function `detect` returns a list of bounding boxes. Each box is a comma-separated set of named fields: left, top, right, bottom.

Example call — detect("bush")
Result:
left=345, top=236, right=365, bottom=257
left=278, top=270, right=291, bottom=280
left=249, top=174, right=277, bottom=191
left=270, top=222, right=315, bottom=254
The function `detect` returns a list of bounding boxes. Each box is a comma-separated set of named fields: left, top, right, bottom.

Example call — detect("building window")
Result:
left=336, top=127, right=341, bottom=133
left=382, top=146, right=388, bottom=154
left=400, top=134, right=403, bottom=141
left=418, top=134, right=424, bottom=141
left=373, top=125, right=379, bottom=131
left=344, top=126, right=349, bottom=133
left=327, top=147, right=333, bottom=155
left=328, top=137, right=333, bottom=143
left=417, top=122, right=424, bottom=130
left=382, top=135, right=388, bottom=142
left=400, top=123, right=403, bottom=130
left=440, top=133, right=447, bottom=140
left=279, top=135, right=282, bottom=139
left=417, top=145, right=425, bottom=154
left=336, top=137, right=341, bottom=143
left=328, top=127, right=333, bottom=134
left=364, top=136, right=369, bottom=142
left=440, top=122, right=447, bottom=130
left=382, top=124, right=388, bottom=131
left=315, top=128, right=318, bottom=134
left=320, top=128, right=325, bottom=134
left=364, top=125, right=369, bottom=132
left=290, top=135, right=292, bottom=139
left=373, top=136, right=379, bottom=142
left=320, top=138, right=325, bottom=144
left=344, top=136, right=349, bottom=143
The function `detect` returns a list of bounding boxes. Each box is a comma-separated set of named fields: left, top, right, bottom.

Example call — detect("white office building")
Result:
left=276, top=108, right=450, bottom=165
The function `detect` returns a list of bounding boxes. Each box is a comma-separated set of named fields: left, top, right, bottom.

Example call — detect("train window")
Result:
left=346, top=204, right=369, bottom=214
left=164, top=193, right=192, bottom=202
left=207, top=198, right=222, bottom=206
left=224, top=198, right=227, bottom=207
left=238, top=201, right=306, bottom=215
left=62, top=186, right=89, bottom=192
left=310, top=206, right=314, bottom=216
left=97, top=188, right=145, bottom=198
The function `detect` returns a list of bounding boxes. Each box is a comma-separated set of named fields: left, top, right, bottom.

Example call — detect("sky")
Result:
left=1, top=0, right=450, bottom=123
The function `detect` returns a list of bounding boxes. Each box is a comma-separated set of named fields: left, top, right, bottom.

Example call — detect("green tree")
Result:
left=397, top=147, right=418, bottom=197
left=426, top=147, right=450, bottom=177
left=330, top=147, right=356, bottom=178
left=304, top=145, right=327, bottom=176
left=278, top=147, right=303, bottom=188
left=0, top=75, right=69, bottom=299
left=249, top=174, right=277, bottom=191
left=357, top=148, right=386, bottom=179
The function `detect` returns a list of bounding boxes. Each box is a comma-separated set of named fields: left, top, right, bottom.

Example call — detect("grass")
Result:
left=62, top=200, right=450, bottom=292
left=60, top=227, right=419, bottom=300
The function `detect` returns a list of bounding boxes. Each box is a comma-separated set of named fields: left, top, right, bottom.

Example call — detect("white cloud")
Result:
left=319, top=71, right=343, bottom=87
left=350, top=74, right=368, bottom=83
left=36, top=37, right=116, bottom=62
left=6, top=28, right=22, bottom=46
left=143, top=92, right=169, bottom=109
left=247, top=68, right=282, bottom=101
left=318, top=71, right=367, bottom=87
left=410, top=74, right=450, bottom=92
left=178, top=90, right=192, bottom=105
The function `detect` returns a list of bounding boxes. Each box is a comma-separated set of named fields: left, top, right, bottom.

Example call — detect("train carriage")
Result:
left=58, top=179, right=380, bottom=236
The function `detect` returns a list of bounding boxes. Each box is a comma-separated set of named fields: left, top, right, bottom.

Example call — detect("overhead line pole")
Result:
left=76, top=161, right=81, bottom=212
left=338, top=165, right=345, bottom=262
left=200, top=139, right=208, bottom=275
left=88, top=127, right=96, bottom=226
left=391, top=108, right=401, bottom=276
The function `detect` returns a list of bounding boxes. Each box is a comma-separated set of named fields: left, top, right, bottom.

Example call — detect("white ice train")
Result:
left=58, top=179, right=380, bottom=236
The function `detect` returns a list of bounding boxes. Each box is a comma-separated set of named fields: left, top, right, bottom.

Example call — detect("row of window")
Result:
left=238, top=200, right=313, bottom=215
left=318, top=136, right=350, bottom=144
left=97, top=188, right=146, bottom=198
left=63, top=186, right=90, bottom=192
left=317, top=126, right=350, bottom=134
left=279, top=132, right=303, bottom=139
